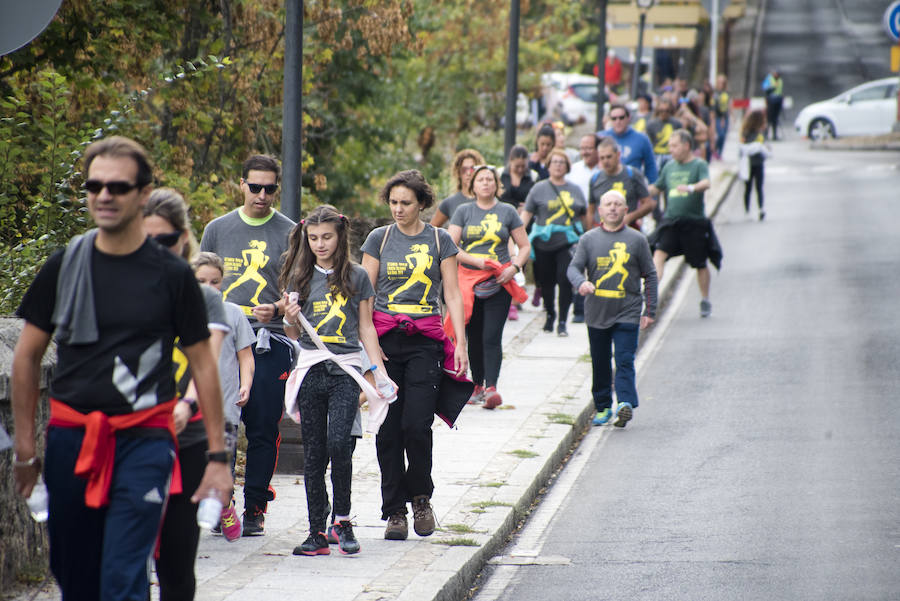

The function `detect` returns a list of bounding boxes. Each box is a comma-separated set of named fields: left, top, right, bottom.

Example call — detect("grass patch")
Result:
left=437, top=537, right=479, bottom=547
left=470, top=508, right=486, bottom=514
left=546, top=412, right=575, bottom=425
left=442, top=523, right=479, bottom=534
left=579, top=353, right=591, bottom=362
left=508, top=449, right=539, bottom=459
left=470, top=500, right=514, bottom=509
left=479, top=481, right=505, bottom=488
left=16, top=561, right=48, bottom=585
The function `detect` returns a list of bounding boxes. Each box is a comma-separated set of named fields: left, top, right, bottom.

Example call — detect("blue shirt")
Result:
left=599, top=127, right=658, bottom=184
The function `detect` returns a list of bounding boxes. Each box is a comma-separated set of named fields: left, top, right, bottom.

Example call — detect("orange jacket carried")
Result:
left=48, top=399, right=181, bottom=508
left=444, top=259, right=528, bottom=342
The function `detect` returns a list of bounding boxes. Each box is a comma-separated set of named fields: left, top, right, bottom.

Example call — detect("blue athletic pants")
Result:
left=44, top=426, right=174, bottom=601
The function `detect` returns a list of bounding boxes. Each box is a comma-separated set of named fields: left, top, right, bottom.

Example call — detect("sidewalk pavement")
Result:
left=17, top=162, right=736, bottom=601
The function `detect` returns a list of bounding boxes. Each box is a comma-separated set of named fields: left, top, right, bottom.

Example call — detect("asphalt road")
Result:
left=470, top=141, right=900, bottom=600
left=755, top=0, right=896, bottom=114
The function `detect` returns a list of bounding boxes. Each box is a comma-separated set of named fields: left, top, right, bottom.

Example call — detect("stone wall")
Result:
left=0, top=318, right=53, bottom=595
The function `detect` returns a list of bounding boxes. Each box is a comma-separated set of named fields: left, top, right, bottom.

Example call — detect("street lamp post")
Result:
left=631, top=0, right=655, bottom=101
left=503, top=0, right=521, bottom=161
left=596, top=0, right=608, bottom=129
left=281, top=0, right=302, bottom=222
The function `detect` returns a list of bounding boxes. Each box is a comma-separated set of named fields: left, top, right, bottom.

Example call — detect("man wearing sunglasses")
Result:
left=200, top=154, right=295, bottom=536
left=598, top=103, right=658, bottom=186
left=12, top=136, right=231, bottom=600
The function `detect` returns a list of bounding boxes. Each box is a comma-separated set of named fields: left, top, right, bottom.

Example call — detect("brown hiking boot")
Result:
left=384, top=512, right=408, bottom=540
left=411, top=495, right=435, bottom=537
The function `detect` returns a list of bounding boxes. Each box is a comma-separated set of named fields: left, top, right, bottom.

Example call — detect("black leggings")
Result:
left=297, top=362, right=360, bottom=533
left=467, top=288, right=512, bottom=387
left=534, top=245, right=573, bottom=322
left=744, top=163, right=764, bottom=212
left=156, top=440, right=207, bottom=601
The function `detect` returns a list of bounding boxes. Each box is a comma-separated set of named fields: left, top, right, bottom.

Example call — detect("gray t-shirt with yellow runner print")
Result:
left=361, top=224, right=457, bottom=317
left=524, top=179, right=587, bottom=251
left=450, top=201, right=523, bottom=269
left=295, top=264, right=374, bottom=354
left=199, top=208, right=296, bottom=332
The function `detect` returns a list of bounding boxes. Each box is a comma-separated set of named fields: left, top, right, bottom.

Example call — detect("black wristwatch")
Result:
left=206, top=450, right=231, bottom=464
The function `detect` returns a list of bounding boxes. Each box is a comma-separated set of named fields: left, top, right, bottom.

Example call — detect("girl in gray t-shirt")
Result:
left=280, top=204, right=389, bottom=556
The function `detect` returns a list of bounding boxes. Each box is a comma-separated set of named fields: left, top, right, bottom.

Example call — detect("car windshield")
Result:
left=571, top=84, right=599, bottom=102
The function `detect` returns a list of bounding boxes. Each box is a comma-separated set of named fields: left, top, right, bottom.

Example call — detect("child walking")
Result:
left=192, top=251, right=256, bottom=541
left=280, top=205, right=392, bottom=556
left=738, top=109, right=771, bottom=221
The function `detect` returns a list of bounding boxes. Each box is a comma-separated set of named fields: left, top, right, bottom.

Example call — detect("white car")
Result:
left=794, top=77, right=898, bottom=140
left=541, top=72, right=616, bottom=127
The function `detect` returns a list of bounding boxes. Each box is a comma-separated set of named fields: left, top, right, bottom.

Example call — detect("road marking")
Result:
left=472, top=273, right=694, bottom=600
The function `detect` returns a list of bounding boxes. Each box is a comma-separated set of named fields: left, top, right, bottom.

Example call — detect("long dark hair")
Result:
left=741, top=109, right=766, bottom=142
left=279, top=204, right=355, bottom=303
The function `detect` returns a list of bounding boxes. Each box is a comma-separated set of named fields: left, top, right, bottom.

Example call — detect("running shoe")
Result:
left=482, top=387, right=502, bottom=410
left=557, top=322, right=568, bottom=337
left=543, top=313, right=555, bottom=332
left=592, top=409, right=611, bottom=426
left=508, top=304, right=519, bottom=321
left=242, top=507, right=265, bottom=536
left=220, top=502, right=242, bottom=542
left=467, top=384, right=486, bottom=405
left=384, top=512, right=408, bottom=540
left=531, top=287, right=542, bottom=307
left=293, top=532, right=330, bottom=556
left=572, top=313, right=585, bottom=324
left=326, top=523, right=339, bottom=544
left=411, top=496, right=435, bottom=537
left=700, top=299, right=712, bottom=318
left=332, top=520, right=361, bottom=555
left=614, top=402, right=633, bottom=428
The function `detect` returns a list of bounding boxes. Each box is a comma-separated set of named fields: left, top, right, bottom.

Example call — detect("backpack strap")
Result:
left=379, top=224, right=394, bottom=256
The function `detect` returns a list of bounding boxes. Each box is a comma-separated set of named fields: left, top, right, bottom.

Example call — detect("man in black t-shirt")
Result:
left=11, top=136, right=232, bottom=601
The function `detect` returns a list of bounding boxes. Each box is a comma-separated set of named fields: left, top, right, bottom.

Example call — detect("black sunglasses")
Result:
left=246, top=182, right=278, bottom=195
left=152, top=231, right=182, bottom=248
left=609, top=114, right=628, bottom=121
left=83, top=180, right=141, bottom=195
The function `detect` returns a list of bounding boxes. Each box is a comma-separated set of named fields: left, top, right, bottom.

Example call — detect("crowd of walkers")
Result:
left=9, top=72, right=768, bottom=600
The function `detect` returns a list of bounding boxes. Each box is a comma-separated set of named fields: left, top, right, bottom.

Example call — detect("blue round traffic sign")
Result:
left=885, top=0, right=900, bottom=42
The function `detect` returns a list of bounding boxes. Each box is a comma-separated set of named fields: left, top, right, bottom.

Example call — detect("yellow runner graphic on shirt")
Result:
left=386, top=243, right=434, bottom=313
left=465, top=213, right=503, bottom=259
left=594, top=242, right=630, bottom=298
left=313, top=292, right=348, bottom=343
left=223, top=239, right=270, bottom=312
left=653, top=122, right=674, bottom=154
left=547, top=190, right=576, bottom=225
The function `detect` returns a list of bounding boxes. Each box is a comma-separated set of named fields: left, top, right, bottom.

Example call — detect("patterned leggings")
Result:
left=297, top=362, right=360, bottom=533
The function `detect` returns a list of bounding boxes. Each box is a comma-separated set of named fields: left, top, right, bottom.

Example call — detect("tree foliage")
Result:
left=0, top=0, right=590, bottom=314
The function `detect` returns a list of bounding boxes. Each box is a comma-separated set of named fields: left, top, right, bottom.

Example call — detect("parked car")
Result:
left=541, top=72, right=617, bottom=128
left=794, top=77, right=898, bottom=140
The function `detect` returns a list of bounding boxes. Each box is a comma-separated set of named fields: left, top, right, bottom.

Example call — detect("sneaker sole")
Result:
left=293, top=547, right=330, bottom=556
left=614, top=405, right=632, bottom=428
left=339, top=543, right=361, bottom=555
left=384, top=531, right=408, bottom=541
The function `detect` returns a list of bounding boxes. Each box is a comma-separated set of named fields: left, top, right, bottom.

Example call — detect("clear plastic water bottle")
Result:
left=196, top=489, right=222, bottom=529
left=372, top=366, right=398, bottom=403
left=26, top=476, right=49, bottom=523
